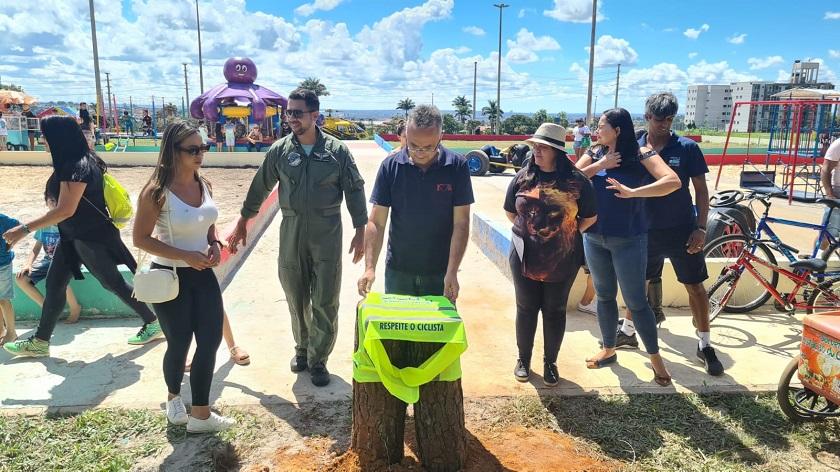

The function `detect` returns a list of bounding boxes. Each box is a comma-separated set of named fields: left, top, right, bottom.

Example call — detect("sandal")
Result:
left=230, top=346, right=251, bottom=366
left=651, top=367, right=672, bottom=387
left=585, top=352, right=617, bottom=369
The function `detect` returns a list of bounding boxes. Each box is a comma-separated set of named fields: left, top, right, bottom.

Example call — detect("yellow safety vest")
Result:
left=352, top=292, right=468, bottom=404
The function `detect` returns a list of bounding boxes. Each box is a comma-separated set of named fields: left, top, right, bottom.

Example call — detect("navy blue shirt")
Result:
left=585, top=145, right=652, bottom=237
left=370, top=146, right=475, bottom=275
left=639, top=132, right=708, bottom=230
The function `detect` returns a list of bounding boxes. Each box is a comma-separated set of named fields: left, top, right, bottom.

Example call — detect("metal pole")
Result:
left=472, top=61, right=477, bottom=120
left=89, top=0, right=105, bottom=133
left=181, top=96, right=186, bottom=118
left=494, top=3, right=509, bottom=135
left=183, top=63, right=190, bottom=113
left=195, top=0, right=204, bottom=93
left=105, top=72, right=112, bottom=130
left=614, top=63, right=621, bottom=108
left=432, top=92, right=434, bottom=106
left=585, top=0, right=597, bottom=123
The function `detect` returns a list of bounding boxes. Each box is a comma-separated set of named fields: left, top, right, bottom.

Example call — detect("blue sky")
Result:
left=1, top=0, right=838, bottom=114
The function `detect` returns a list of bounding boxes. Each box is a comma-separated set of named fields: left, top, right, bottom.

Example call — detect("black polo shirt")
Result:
left=370, top=146, right=475, bottom=275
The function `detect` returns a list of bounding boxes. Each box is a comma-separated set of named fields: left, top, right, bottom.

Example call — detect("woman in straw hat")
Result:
left=504, top=123, right=598, bottom=386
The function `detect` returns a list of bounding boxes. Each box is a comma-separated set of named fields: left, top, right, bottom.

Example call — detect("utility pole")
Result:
left=494, top=3, right=509, bottom=134
left=472, top=61, right=477, bottom=120
left=195, top=0, right=205, bottom=93
left=431, top=92, right=434, bottom=106
left=614, top=63, right=621, bottom=108
left=105, top=72, right=112, bottom=130
left=585, top=0, right=597, bottom=123
left=182, top=96, right=186, bottom=118
left=183, top=63, right=190, bottom=113
left=88, top=0, right=105, bottom=132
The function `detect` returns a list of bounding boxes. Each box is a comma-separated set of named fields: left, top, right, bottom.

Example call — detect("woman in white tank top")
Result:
left=133, top=121, right=234, bottom=433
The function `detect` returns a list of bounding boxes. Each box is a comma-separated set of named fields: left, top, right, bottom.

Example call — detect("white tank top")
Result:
left=152, top=180, right=219, bottom=268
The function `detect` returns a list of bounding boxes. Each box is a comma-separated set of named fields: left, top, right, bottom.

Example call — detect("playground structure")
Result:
left=714, top=98, right=840, bottom=203
left=317, top=110, right=367, bottom=140
left=190, top=57, right=287, bottom=139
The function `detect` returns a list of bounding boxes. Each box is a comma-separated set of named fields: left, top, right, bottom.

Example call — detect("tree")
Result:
left=442, top=114, right=460, bottom=134
left=396, top=98, right=415, bottom=119
left=0, top=83, right=24, bottom=92
left=298, top=77, right=330, bottom=96
left=502, top=114, right=536, bottom=135
left=556, top=111, right=569, bottom=128
left=481, top=99, right=503, bottom=134
left=451, top=95, right=472, bottom=126
left=465, top=119, right=482, bottom=134
left=532, top=109, right=549, bottom=126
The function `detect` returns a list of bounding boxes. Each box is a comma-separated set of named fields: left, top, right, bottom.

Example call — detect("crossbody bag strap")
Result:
left=82, top=194, right=115, bottom=227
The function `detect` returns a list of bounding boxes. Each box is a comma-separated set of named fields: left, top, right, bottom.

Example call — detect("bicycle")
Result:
left=704, top=233, right=840, bottom=319
left=708, top=189, right=840, bottom=271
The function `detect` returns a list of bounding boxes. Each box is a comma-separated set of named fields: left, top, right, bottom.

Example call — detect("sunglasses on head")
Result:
left=178, top=144, right=212, bottom=156
left=285, top=109, right=314, bottom=119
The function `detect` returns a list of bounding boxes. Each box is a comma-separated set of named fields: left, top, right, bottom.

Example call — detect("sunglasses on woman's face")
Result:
left=178, top=144, right=212, bottom=156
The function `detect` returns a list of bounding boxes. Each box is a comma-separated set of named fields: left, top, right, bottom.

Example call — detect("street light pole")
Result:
left=183, top=63, right=190, bottom=115
left=472, top=61, right=477, bottom=120
left=494, top=3, right=509, bottom=135
left=614, top=63, right=620, bottom=108
left=195, top=0, right=205, bottom=93
left=88, top=0, right=105, bottom=131
left=585, top=0, right=597, bottom=123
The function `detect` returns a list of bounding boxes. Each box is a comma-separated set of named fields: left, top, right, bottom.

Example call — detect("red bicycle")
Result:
left=704, top=234, right=840, bottom=319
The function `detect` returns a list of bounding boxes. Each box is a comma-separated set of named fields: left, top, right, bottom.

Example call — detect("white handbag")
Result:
left=132, top=197, right=180, bottom=303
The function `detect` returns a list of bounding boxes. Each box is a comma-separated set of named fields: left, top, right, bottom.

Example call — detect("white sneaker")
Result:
left=577, top=300, right=597, bottom=315
left=165, top=396, right=188, bottom=426
left=186, top=412, right=235, bottom=433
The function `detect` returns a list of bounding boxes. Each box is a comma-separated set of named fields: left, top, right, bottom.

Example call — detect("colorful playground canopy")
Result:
left=36, top=106, right=78, bottom=119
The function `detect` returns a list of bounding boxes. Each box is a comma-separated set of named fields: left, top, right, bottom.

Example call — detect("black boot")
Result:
left=648, top=278, right=666, bottom=325
left=290, top=352, right=308, bottom=373
left=514, top=358, right=530, bottom=382
left=543, top=359, right=559, bottom=387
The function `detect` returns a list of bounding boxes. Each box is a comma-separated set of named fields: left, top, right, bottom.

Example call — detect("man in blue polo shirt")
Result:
left=358, top=105, right=474, bottom=300
left=615, top=92, right=724, bottom=376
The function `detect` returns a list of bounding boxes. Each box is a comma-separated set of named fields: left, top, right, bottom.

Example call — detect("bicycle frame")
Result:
left=755, top=217, right=838, bottom=262
left=722, top=250, right=840, bottom=312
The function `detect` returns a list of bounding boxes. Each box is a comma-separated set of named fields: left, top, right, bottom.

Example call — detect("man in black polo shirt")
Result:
left=358, top=105, right=474, bottom=300
left=615, top=92, right=724, bottom=376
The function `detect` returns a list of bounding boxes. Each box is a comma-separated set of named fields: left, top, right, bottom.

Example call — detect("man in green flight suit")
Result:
left=228, top=88, right=368, bottom=387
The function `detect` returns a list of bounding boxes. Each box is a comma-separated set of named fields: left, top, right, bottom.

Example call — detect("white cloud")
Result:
left=830, top=49, right=840, bottom=59
left=776, top=69, right=791, bottom=82
left=686, top=60, right=756, bottom=83
left=825, top=11, right=840, bottom=20
left=462, top=26, right=485, bottom=36
left=663, top=27, right=677, bottom=33
left=505, top=28, right=560, bottom=64
left=453, top=46, right=471, bottom=54
left=586, top=35, right=638, bottom=68
left=295, top=0, right=344, bottom=17
left=544, top=0, right=604, bottom=23
left=747, top=55, right=784, bottom=70
left=518, top=8, right=536, bottom=19
left=683, top=23, right=710, bottom=39
left=727, top=33, right=747, bottom=45
left=688, top=52, right=698, bottom=59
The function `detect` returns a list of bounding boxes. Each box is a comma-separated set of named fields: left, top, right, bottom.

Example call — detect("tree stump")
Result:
left=351, top=334, right=467, bottom=471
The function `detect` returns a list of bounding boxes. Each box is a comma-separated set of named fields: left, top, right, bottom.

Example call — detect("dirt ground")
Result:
left=0, top=165, right=259, bottom=271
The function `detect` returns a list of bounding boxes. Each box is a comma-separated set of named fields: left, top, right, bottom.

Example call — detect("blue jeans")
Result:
left=384, top=266, right=445, bottom=297
left=583, top=233, right=659, bottom=354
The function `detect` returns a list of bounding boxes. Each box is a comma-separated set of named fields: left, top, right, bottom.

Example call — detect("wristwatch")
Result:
left=21, top=223, right=32, bottom=234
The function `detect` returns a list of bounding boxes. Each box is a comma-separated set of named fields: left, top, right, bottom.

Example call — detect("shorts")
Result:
left=646, top=225, right=708, bottom=284
left=0, top=263, right=13, bottom=300
left=573, top=141, right=583, bottom=150
left=27, top=258, right=52, bottom=285
left=824, top=207, right=840, bottom=239
left=0, top=135, right=7, bottom=149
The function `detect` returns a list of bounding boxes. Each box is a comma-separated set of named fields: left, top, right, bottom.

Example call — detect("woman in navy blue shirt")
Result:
left=575, top=108, right=680, bottom=386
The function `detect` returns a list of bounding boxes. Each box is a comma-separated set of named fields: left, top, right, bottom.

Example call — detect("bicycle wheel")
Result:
left=777, top=355, right=839, bottom=422
left=806, top=276, right=840, bottom=314
left=704, top=234, right=778, bottom=313
left=821, top=243, right=840, bottom=273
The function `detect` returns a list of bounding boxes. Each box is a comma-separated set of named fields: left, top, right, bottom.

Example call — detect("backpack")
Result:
left=102, top=173, right=133, bottom=228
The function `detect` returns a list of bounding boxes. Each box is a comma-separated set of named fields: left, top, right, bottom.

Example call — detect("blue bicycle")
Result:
left=705, top=189, right=840, bottom=312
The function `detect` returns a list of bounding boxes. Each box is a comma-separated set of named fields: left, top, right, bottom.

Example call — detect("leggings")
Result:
left=35, top=239, right=156, bottom=341
left=509, top=250, right=576, bottom=364
left=152, top=264, right=223, bottom=406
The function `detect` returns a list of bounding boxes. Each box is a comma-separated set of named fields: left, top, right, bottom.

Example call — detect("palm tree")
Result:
left=396, top=98, right=415, bottom=119
left=452, top=95, right=472, bottom=125
left=298, top=77, right=330, bottom=96
left=481, top=100, right=503, bottom=134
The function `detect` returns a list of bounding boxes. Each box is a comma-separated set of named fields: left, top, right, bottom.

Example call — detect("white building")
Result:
left=685, top=85, right=732, bottom=130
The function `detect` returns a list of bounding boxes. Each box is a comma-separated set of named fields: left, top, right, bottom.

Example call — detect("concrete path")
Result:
left=0, top=141, right=807, bottom=413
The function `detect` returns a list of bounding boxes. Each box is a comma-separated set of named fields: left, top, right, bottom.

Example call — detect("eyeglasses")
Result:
left=178, top=144, right=212, bottom=156
left=406, top=143, right=440, bottom=156
left=285, top=109, right=314, bottom=119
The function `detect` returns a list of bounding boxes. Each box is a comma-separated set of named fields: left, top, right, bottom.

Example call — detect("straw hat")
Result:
left=525, top=123, right=567, bottom=153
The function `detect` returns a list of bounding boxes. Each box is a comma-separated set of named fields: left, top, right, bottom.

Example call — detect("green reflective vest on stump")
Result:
left=353, top=292, right=468, bottom=404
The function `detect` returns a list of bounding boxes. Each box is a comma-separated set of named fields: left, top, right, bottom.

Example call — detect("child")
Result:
left=0, top=212, right=20, bottom=343
left=15, top=195, right=83, bottom=323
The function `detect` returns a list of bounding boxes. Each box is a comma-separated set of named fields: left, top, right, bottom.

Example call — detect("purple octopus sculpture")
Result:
left=189, top=57, right=286, bottom=122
